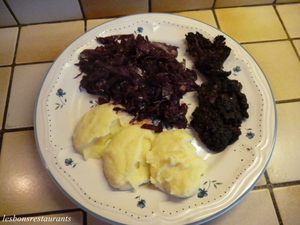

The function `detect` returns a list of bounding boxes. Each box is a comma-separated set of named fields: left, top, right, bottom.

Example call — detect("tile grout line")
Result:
left=268, top=187, right=284, bottom=225
left=276, top=99, right=300, bottom=104
left=0, top=2, right=297, bottom=29
left=77, top=0, right=86, bottom=20
left=0, top=60, right=55, bottom=69
left=83, top=211, right=87, bottom=225
left=77, top=0, right=87, bottom=33
left=241, top=38, right=291, bottom=45
left=260, top=3, right=300, bottom=216
left=212, top=0, right=217, bottom=8
left=0, top=19, right=88, bottom=30
left=264, top=171, right=284, bottom=225
left=0, top=25, right=22, bottom=147
left=213, top=9, right=298, bottom=225
left=291, top=40, right=300, bottom=61
left=211, top=8, right=221, bottom=30
left=2, top=0, right=20, bottom=25
left=272, top=3, right=300, bottom=63
left=148, top=0, right=152, bottom=12
left=1, top=4, right=299, bottom=224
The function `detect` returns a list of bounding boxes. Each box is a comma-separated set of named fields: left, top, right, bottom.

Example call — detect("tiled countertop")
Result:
left=1, top=4, right=300, bottom=225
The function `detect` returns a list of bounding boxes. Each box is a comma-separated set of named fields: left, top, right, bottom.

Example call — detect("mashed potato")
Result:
left=147, top=129, right=207, bottom=198
left=72, top=104, right=133, bottom=159
left=102, top=125, right=155, bottom=190
left=73, top=104, right=207, bottom=197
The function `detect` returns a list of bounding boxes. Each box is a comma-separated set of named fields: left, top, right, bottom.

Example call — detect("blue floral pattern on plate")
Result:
left=198, top=180, right=222, bottom=198
left=35, top=14, right=276, bottom=224
left=136, top=195, right=146, bottom=208
left=89, top=99, right=99, bottom=108
left=55, top=88, right=67, bottom=109
left=232, top=66, right=241, bottom=76
left=246, top=128, right=255, bottom=139
left=134, top=26, right=144, bottom=34
left=64, top=158, right=78, bottom=168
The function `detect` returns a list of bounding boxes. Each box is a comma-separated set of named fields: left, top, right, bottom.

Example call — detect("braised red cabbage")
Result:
left=76, top=34, right=198, bottom=130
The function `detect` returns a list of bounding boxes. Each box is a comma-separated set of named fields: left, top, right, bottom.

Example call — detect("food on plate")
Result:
left=75, top=32, right=249, bottom=152
left=185, top=32, right=232, bottom=79
left=72, top=104, right=207, bottom=197
left=75, top=34, right=198, bottom=130
left=102, top=125, right=155, bottom=190
left=186, top=32, right=249, bottom=152
left=190, top=78, right=249, bottom=152
left=72, top=103, right=133, bottom=159
left=72, top=31, right=250, bottom=198
left=147, top=129, right=207, bottom=198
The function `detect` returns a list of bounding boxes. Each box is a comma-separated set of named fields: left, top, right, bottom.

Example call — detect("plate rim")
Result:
left=34, top=12, right=277, bottom=225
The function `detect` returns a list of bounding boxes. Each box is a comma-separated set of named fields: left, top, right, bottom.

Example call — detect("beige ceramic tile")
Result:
left=16, top=21, right=84, bottom=63
left=6, top=0, right=82, bottom=24
left=243, top=41, right=300, bottom=101
left=81, top=0, right=148, bottom=19
left=293, top=39, right=300, bottom=56
left=0, top=130, right=78, bottom=216
left=273, top=185, right=300, bottom=225
left=0, top=211, right=83, bottom=224
left=87, top=213, right=114, bottom=225
left=277, top=4, right=300, bottom=38
left=276, top=0, right=300, bottom=4
left=0, top=27, right=18, bottom=65
left=205, top=189, right=279, bottom=225
left=151, top=0, right=213, bottom=12
left=255, top=173, right=267, bottom=186
left=87, top=10, right=217, bottom=32
left=215, top=0, right=273, bottom=8
left=5, top=63, right=51, bottom=129
left=0, top=67, right=11, bottom=128
left=174, top=10, right=217, bottom=28
left=267, top=102, right=300, bottom=183
left=86, top=18, right=114, bottom=31
left=0, top=0, right=17, bottom=27
left=215, top=6, right=287, bottom=43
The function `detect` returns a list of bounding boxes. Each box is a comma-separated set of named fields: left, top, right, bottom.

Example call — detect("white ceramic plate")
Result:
left=35, top=13, right=277, bottom=225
